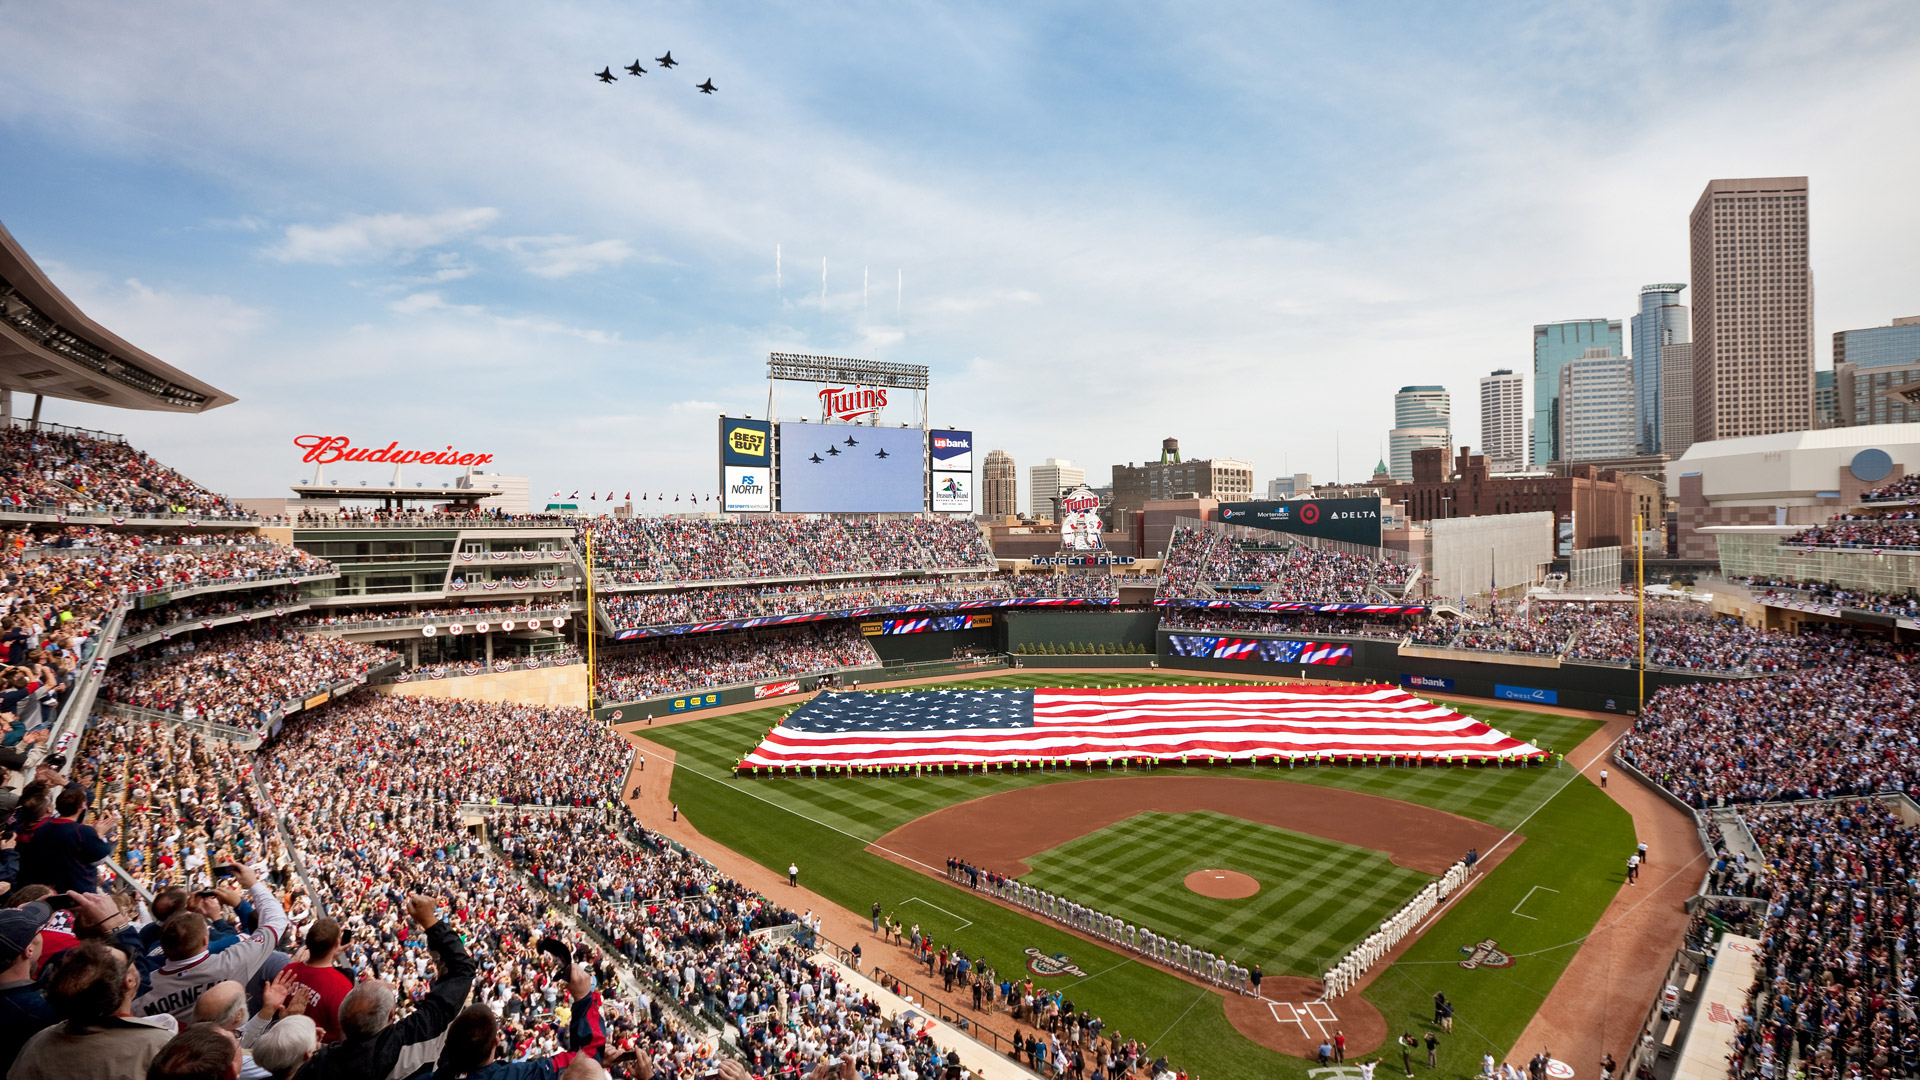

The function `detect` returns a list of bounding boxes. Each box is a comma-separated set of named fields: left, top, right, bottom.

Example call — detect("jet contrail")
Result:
left=775, top=243, right=781, bottom=294
left=821, top=258, right=827, bottom=301
left=897, top=269, right=902, bottom=314
left=864, top=266, right=869, bottom=317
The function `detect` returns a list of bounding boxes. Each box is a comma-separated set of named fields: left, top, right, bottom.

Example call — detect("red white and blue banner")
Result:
left=608, top=596, right=1115, bottom=641
left=738, top=684, right=1543, bottom=769
left=880, top=614, right=972, bottom=635
left=1164, top=634, right=1355, bottom=665
left=1154, top=599, right=1427, bottom=615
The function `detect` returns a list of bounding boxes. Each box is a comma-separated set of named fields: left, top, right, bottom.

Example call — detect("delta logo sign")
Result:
left=818, top=385, right=888, bottom=422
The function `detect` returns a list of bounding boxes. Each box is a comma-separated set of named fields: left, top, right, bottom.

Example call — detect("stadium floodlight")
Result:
left=767, top=353, right=929, bottom=390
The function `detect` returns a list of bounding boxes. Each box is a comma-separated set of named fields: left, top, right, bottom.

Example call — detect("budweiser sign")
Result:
left=818, top=386, right=887, bottom=422
left=295, top=435, right=496, bottom=467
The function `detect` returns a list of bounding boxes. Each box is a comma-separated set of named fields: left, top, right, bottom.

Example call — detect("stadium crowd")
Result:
left=1157, top=608, right=1418, bottom=640
left=1621, top=633, right=1918, bottom=806
left=1400, top=600, right=1809, bottom=671
left=1786, top=509, right=1920, bottom=551
left=1861, top=474, right=1920, bottom=502
left=99, top=626, right=396, bottom=733
left=119, top=589, right=304, bottom=640
left=597, top=625, right=878, bottom=702
left=1158, top=527, right=1407, bottom=604
left=0, top=424, right=250, bottom=517
left=1721, top=799, right=1920, bottom=1080
left=601, top=577, right=1009, bottom=631
left=1006, top=574, right=1119, bottom=600
left=1738, top=577, right=1920, bottom=620
left=583, top=518, right=992, bottom=585
left=290, top=602, right=571, bottom=629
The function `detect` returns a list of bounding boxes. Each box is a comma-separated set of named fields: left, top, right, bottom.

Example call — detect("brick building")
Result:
left=1385, top=446, right=1660, bottom=553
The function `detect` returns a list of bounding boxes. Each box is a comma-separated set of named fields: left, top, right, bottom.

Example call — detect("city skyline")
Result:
left=2, top=4, right=1917, bottom=500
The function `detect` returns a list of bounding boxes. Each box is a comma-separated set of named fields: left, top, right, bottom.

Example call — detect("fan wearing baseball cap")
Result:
left=0, top=899, right=56, bottom=1074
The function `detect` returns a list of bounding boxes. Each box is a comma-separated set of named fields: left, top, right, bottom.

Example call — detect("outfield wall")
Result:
left=1155, top=630, right=1748, bottom=714
left=1002, top=609, right=1160, bottom=651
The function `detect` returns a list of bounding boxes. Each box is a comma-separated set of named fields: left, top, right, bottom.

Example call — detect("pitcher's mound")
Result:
left=1185, top=869, right=1259, bottom=899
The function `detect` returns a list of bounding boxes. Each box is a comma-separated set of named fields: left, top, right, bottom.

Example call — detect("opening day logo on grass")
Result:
left=1024, top=948, right=1087, bottom=978
left=1458, top=939, right=1514, bottom=969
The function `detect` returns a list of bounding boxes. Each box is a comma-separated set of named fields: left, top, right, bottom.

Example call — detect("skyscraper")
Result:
left=1388, top=385, right=1449, bottom=482
left=1660, top=342, right=1695, bottom=457
left=1478, top=369, right=1526, bottom=472
left=1028, top=458, right=1085, bottom=519
left=1533, top=319, right=1624, bottom=464
left=983, top=449, right=1017, bottom=518
left=1557, top=349, right=1636, bottom=461
left=1688, top=177, right=1814, bottom=443
left=1833, top=316, right=1920, bottom=427
left=1629, top=284, right=1689, bottom=453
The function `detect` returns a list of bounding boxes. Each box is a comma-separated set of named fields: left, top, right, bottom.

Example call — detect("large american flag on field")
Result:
left=738, top=684, right=1544, bottom=770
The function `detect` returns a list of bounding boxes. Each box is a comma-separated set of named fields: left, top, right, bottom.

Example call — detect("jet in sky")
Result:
left=595, top=67, right=617, bottom=83
left=844, top=436, right=858, bottom=447
left=875, top=448, right=889, bottom=459
left=655, top=51, right=678, bottom=68
left=625, top=60, right=646, bottom=76
left=826, top=446, right=841, bottom=456
left=809, top=453, right=823, bottom=464
left=697, top=79, right=717, bottom=94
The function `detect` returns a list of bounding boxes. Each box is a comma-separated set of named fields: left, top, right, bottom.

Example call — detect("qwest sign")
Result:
left=295, top=436, right=495, bottom=467
left=818, top=386, right=888, bottom=422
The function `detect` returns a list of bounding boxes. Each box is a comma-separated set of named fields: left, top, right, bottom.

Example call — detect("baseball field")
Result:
left=636, top=672, right=1634, bottom=1080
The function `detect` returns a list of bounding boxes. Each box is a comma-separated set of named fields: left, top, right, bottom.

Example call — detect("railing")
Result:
left=287, top=516, right=579, bottom=530
left=250, top=769, right=330, bottom=920
left=596, top=563, right=1001, bottom=593
left=3, top=415, right=128, bottom=443
left=97, top=702, right=265, bottom=749
left=113, top=600, right=315, bottom=657
left=136, top=569, right=340, bottom=605
left=866, top=965, right=1024, bottom=1060
left=295, top=606, right=573, bottom=634
left=373, top=656, right=583, bottom=685
left=0, top=504, right=259, bottom=525
left=30, top=602, right=127, bottom=776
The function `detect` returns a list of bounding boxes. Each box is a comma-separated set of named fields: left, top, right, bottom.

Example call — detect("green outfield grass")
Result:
left=1020, top=811, right=1434, bottom=976
left=639, top=672, right=1634, bottom=1080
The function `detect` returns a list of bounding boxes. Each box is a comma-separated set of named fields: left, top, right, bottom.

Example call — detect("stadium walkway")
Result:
left=1507, top=716, right=1703, bottom=1074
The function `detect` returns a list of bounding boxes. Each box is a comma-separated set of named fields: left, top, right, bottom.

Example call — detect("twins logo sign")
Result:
left=1024, top=948, right=1087, bottom=978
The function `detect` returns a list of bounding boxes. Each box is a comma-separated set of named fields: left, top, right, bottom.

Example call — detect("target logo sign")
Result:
left=1299, top=504, right=1320, bottom=525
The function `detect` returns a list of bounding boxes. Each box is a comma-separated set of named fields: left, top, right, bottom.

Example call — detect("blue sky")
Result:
left=2, top=0, right=1917, bottom=505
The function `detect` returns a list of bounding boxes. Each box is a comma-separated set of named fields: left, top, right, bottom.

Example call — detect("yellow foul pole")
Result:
left=1635, top=512, right=1645, bottom=714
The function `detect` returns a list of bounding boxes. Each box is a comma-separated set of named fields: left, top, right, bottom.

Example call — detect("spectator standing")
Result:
left=135, top=862, right=292, bottom=1024
left=9, top=939, right=178, bottom=1080
left=0, top=900, right=56, bottom=1074
left=17, top=785, right=117, bottom=893
left=280, top=917, right=354, bottom=1042
left=294, top=894, right=475, bottom=1080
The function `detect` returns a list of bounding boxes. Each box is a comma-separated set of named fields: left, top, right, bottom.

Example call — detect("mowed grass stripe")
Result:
left=1017, top=811, right=1432, bottom=976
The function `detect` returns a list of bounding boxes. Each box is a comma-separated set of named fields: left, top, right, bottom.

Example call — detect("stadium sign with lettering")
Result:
left=1217, top=498, right=1384, bottom=547
left=1495, top=684, right=1558, bottom=705
left=818, top=385, right=888, bottom=422
left=720, top=417, right=773, bottom=466
left=1029, top=555, right=1136, bottom=565
left=1060, top=486, right=1104, bottom=551
left=294, top=435, right=495, bottom=467
left=930, top=430, right=973, bottom=471
left=1402, top=673, right=1455, bottom=691
left=932, top=472, right=973, bottom=513
left=723, top=467, right=772, bottom=513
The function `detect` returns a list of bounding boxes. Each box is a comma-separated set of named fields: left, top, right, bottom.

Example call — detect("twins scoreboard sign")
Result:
left=1217, top=498, right=1384, bottom=547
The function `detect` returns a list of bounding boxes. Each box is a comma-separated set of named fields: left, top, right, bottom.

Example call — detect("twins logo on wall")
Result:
left=1060, top=486, right=1104, bottom=552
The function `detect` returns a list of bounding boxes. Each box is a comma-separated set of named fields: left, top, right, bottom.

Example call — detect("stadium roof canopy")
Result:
left=0, top=218, right=236, bottom=413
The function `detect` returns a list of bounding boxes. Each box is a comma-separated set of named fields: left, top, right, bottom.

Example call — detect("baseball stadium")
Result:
left=7, top=202, right=1913, bottom=1080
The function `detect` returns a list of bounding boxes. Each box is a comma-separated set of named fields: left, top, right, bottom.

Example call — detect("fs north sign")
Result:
left=819, top=385, right=888, bottom=422
left=295, top=436, right=495, bottom=467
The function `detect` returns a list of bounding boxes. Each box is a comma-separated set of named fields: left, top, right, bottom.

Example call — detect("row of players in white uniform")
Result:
left=1323, top=859, right=1474, bottom=997
left=951, top=868, right=1261, bottom=993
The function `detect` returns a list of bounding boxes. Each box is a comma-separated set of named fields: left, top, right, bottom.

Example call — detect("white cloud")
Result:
left=269, top=207, right=500, bottom=265
left=490, top=235, right=635, bottom=279
left=388, top=290, right=620, bottom=345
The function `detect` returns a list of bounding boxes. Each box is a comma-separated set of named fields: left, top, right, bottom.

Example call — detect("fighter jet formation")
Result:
left=594, top=49, right=713, bottom=94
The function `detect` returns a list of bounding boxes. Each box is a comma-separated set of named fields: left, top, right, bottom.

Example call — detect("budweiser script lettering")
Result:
left=295, top=435, right=496, bottom=468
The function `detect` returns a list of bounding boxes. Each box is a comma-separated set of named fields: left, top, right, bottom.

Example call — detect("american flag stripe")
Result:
left=739, top=685, right=1542, bottom=769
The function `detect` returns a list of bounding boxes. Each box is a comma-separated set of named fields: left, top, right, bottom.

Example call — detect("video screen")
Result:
left=778, top=424, right=925, bottom=513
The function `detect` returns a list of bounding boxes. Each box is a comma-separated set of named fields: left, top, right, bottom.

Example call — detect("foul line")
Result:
left=1511, top=885, right=1560, bottom=920
left=1147, top=986, right=1214, bottom=1051
left=897, top=896, right=973, bottom=932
